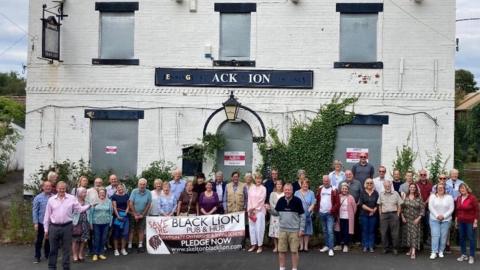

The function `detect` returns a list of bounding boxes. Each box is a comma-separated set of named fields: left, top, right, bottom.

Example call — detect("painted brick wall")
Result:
left=24, top=0, right=455, bottom=185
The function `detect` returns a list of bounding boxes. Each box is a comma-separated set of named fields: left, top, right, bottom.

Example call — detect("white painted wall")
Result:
left=24, top=0, right=456, bottom=185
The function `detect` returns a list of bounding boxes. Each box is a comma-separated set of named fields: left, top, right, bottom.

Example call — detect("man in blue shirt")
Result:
left=446, top=168, right=464, bottom=200
left=32, top=181, right=53, bottom=263
left=128, top=178, right=152, bottom=252
left=169, top=169, right=186, bottom=201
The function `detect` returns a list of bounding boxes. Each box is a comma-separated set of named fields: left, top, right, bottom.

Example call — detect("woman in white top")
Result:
left=328, top=160, right=345, bottom=189
left=428, top=182, right=454, bottom=259
left=268, top=179, right=284, bottom=252
left=149, top=179, right=163, bottom=216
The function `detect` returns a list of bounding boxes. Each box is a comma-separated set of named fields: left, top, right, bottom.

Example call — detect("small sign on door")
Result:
left=224, top=151, right=246, bottom=166
left=346, top=148, right=368, bottom=163
left=105, top=146, right=118, bottom=155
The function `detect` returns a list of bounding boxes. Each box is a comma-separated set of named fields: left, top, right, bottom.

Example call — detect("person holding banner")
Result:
left=268, top=183, right=305, bottom=270
left=247, top=172, right=267, bottom=253
left=177, top=181, right=199, bottom=216
left=199, top=182, right=219, bottom=215
left=269, top=180, right=284, bottom=252
left=159, top=182, right=177, bottom=217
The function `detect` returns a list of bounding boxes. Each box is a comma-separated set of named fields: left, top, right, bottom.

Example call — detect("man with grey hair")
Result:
left=268, top=183, right=305, bottom=270
left=377, top=180, right=403, bottom=255
left=128, top=178, right=151, bottom=252
left=373, top=165, right=391, bottom=194
left=213, top=171, right=227, bottom=214
left=169, top=169, right=186, bottom=200
left=86, top=177, right=104, bottom=205
left=106, top=174, right=120, bottom=198
left=446, top=168, right=464, bottom=200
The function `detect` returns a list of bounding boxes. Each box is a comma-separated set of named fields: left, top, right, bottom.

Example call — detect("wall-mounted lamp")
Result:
left=223, top=91, right=241, bottom=121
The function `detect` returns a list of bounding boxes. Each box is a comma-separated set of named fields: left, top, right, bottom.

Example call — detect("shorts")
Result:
left=278, top=231, right=300, bottom=253
left=129, top=215, right=146, bottom=232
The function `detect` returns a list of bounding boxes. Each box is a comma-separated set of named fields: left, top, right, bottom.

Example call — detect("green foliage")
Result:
left=426, top=149, right=448, bottom=184
left=0, top=72, right=26, bottom=96
left=0, top=97, right=25, bottom=126
left=1, top=197, right=35, bottom=243
left=391, top=135, right=416, bottom=179
left=182, top=132, right=225, bottom=172
left=138, top=160, right=175, bottom=190
left=24, top=159, right=95, bottom=195
left=455, top=69, right=478, bottom=94
left=259, top=97, right=357, bottom=188
left=455, top=103, right=480, bottom=172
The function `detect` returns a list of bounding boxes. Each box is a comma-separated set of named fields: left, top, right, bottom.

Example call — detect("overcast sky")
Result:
left=0, top=0, right=479, bottom=82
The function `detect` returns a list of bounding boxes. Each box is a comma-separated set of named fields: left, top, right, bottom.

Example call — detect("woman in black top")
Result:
left=193, top=172, right=206, bottom=195
left=111, top=184, right=130, bottom=256
left=358, top=178, right=379, bottom=252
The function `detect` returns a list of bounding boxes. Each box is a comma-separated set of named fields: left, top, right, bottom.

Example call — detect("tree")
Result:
left=0, top=72, right=26, bottom=96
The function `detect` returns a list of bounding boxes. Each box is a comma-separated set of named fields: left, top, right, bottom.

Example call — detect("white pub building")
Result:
left=24, top=0, right=455, bottom=185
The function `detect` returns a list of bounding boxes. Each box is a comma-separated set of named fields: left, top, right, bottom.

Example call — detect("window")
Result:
left=182, top=147, right=203, bottom=177
left=214, top=3, right=256, bottom=67
left=100, top=13, right=135, bottom=59
left=340, top=14, right=377, bottom=62
left=220, top=13, right=251, bottom=61
left=335, top=3, right=383, bottom=69
left=93, top=2, right=139, bottom=65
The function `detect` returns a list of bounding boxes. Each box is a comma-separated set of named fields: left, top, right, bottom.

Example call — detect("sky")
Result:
left=0, top=0, right=479, bottom=82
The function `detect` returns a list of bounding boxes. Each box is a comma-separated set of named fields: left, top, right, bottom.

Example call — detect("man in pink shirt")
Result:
left=44, top=181, right=91, bottom=270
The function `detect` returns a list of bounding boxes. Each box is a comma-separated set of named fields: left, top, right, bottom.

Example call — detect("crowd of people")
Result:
left=31, top=155, right=478, bottom=270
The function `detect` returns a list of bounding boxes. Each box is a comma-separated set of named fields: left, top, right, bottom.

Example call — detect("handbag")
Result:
left=72, top=220, right=83, bottom=236
left=249, top=212, right=257, bottom=222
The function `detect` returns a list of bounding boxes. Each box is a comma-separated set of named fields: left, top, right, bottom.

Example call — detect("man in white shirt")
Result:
left=373, top=166, right=391, bottom=194
left=86, top=177, right=103, bottom=204
left=317, top=175, right=339, bottom=257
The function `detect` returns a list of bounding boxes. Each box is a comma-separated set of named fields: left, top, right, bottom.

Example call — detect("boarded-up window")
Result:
left=100, top=13, right=135, bottom=59
left=220, top=13, right=251, bottom=60
left=340, top=14, right=377, bottom=62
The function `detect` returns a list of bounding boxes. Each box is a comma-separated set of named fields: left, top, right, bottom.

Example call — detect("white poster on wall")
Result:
left=346, top=148, right=369, bottom=163
left=224, top=151, right=246, bottom=166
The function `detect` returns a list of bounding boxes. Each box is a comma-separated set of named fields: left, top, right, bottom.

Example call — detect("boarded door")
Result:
left=334, top=124, right=382, bottom=172
left=90, top=120, right=139, bottom=179
left=216, top=121, right=253, bottom=180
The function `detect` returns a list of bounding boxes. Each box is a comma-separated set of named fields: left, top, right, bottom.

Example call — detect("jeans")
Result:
left=320, top=213, right=335, bottom=249
left=338, top=218, right=351, bottom=245
left=360, top=214, right=377, bottom=249
left=429, top=219, right=451, bottom=253
left=93, top=224, right=110, bottom=255
left=458, top=222, right=477, bottom=257
left=35, top=223, right=50, bottom=259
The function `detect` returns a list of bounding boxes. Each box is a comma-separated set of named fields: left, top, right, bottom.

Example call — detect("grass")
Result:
left=0, top=193, right=35, bottom=244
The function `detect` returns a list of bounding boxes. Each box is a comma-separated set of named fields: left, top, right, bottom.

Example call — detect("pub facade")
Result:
left=24, top=0, right=456, bottom=185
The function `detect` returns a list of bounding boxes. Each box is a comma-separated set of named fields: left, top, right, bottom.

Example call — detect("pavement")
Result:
left=0, top=245, right=478, bottom=270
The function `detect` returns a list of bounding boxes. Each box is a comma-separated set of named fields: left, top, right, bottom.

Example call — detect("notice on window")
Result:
left=346, top=148, right=368, bottom=163
left=224, top=151, right=246, bottom=166
left=105, top=146, right=118, bottom=155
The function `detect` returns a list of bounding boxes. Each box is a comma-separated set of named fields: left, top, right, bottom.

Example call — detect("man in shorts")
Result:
left=268, top=183, right=305, bottom=270
left=128, top=178, right=151, bottom=252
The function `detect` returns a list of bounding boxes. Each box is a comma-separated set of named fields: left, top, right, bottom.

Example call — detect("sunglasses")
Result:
left=420, top=174, right=427, bottom=176
left=360, top=156, right=367, bottom=159
left=439, top=177, right=446, bottom=180
left=379, top=170, right=386, bottom=173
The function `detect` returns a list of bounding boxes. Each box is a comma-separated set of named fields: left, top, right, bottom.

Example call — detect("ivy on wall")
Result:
left=259, top=97, right=357, bottom=188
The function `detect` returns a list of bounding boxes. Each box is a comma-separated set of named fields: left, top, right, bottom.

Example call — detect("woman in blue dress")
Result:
left=294, top=179, right=317, bottom=252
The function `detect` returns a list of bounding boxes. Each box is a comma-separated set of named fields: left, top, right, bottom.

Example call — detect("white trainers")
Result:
left=328, top=249, right=334, bottom=257
left=457, top=255, right=468, bottom=262
left=333, top=245, right=342, bottom=251
left=319, top=246, right=329, bottom=253
left=430, top=253, right=437, bottom=260
left=128, top=243, right=132, bottom=249
left=342, top=246, right=349, bottom=253
left=438, top=252, right=444, bottom=258
left=114, top=250, right=120, bottom=256
left=468, top=256, right=475, bottom=264
left=121, top=249, right=128, bottom=256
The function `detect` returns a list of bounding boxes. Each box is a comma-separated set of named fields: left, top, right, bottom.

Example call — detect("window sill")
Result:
left=213, top=60, right=255, bottom=67
left=334, top=62, right=383, bottom=69
left=92, top=59, right=139, bottom=65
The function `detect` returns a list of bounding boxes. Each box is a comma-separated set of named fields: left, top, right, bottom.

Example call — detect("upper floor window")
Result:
left=93, top=2, right=139, bottom=65
left=214, top=3, right=256, bottom=67
left=335, top=3, right=383, bottom=69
